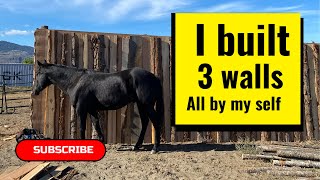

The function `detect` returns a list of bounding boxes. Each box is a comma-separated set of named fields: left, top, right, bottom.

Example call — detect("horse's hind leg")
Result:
left=89, top=111, right=104, bottom=143
left=76, top=105, right=87, bottom=139
left=146, top=107, right=161, bottom=154
left=133, top=103, right=149, bottom=151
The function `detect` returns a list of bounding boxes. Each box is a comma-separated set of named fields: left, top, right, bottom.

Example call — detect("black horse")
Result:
left=32, top=60, right=164, bottom=154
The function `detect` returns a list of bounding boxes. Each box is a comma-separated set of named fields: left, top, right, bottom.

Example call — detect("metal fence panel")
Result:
left=0, top=64, right=33, bottom=86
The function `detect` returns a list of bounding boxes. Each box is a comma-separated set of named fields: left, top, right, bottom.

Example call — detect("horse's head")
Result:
left=32, top=60, right=52, bottom=95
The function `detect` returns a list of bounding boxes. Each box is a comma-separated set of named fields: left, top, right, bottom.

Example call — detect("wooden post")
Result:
left=304, top=44, right=314, bottom=140
left=311, top=43, right=320, bottom=140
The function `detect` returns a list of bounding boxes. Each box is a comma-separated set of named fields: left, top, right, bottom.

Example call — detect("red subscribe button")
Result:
left=16, top=140, right=106, bottom=161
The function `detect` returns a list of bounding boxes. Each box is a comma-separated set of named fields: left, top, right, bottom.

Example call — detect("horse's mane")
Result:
left=45, top=63, right=88, bottom=72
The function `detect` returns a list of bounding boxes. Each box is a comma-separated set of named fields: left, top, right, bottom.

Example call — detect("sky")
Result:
left=0, top=0, right=319, bottom=47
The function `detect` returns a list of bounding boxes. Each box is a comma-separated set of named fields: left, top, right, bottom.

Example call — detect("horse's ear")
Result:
left=43, top=60, right=48, bottom=64
left=37, top=60, right=43, bottom=66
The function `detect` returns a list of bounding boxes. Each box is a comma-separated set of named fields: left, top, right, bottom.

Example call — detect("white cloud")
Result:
left=197, top=2, right=250, bottom=12
left=102, top=0, right=190, bottom=22
left=140, top=0, right=189, bottom=20
left=299, top=10, right=320, bottom=16
left=0, top=0, right=318, bottom=24
left=54, top=0, right=103, bottom=6
left=1, top=29, right=34, bottom=36
left=262, top=5, right=320, bottom=17
left=263, top=5, right=303, bottom=12
left=0, top=0, right=53, bottom=12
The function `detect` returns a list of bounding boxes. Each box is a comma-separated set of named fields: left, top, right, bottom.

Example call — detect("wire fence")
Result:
left=0, top=74, right=33, bottom=114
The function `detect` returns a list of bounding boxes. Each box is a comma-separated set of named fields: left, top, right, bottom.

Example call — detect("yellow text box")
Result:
left=174, top=13, right=302, bottom=125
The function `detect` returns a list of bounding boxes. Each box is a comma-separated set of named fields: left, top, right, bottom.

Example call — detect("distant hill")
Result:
left=0, top=41, right=34, bottom=63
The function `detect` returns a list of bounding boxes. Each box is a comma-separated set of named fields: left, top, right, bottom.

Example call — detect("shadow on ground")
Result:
left=116, top=143, right=240, bottom=153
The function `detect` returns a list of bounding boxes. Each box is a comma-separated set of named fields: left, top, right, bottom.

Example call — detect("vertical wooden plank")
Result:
left=120, top=36, right=131, bottom=144
left=167, top=36, right=175, bottom=142
left=91, top=34, right=99, bottom=139
left=244, top=131, right=250, bottom=142
left=271, top=131, right=277, bottom=141
left=311, top=43, right=320, bottom=140
left=109, top=34, right=118, bottom=143
left=57, top=33, right=66, bottom=139
left=47, top=30, right=60, bottom=138
left=75, top=33, right=85, bottom=139
left=223, top=131, right=230, bottom=142
left=130, top=36, right=143, bottom=144
left=211, top=131, right=217, bottom=143
left=32, top=28, right=48, bottom=135
left=115, top=36, right=123, bottom=143
left=171, top=127, right=176, bottom=142
left=161, top=37, right=171, bottom=142
left=277, top=132, right=284, bottom=141
left=70, top=32, right=78, bottom=139
left=250, top=131, right=257, bottom=141
left=149, top=37, right=157, bottom=144
left=196, top=132, right=202, bottom=142
left=304, top=44, right=314, bottom=140
left=83, top=33, right=93, bottom=139
left=51, top=30, right=61, bottom=139
left=64, top=33, right=73, bottom=139
left=294, top=131, right=301, bottom=142
left=216, top=131, right=223, bottom=143
left=229, top=131, right=237, bottom=142
left=154, top=37, right=164, bottom=143
left=103, top=35, right=110, bottom=143
left=46, top=30, right=56, bottom=139
left=190, top=131, right=197, bottom=141
left=261, top=132, right=270, bottom=142
left=284, top=132, right=293, bottom=142
left=95, top=34, right=107, bottom=143
left=142, top=36, right=152, bottom=144
left=307, top=43, right=318, bottom=140
left=90, top=34, right=102, bottom=140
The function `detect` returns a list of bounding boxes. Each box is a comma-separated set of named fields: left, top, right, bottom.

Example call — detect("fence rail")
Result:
left=31, top=26, right=320, bottom=144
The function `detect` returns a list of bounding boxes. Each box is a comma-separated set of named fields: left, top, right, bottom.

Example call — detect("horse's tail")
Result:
left=156, top=79, right=164, bottom=125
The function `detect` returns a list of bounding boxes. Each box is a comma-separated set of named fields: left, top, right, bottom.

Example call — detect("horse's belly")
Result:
left=97, top=95, right=133, bottom=110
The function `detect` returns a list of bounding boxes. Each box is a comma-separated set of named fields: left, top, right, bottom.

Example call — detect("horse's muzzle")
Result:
left=31, top=91, right=39, bottom=96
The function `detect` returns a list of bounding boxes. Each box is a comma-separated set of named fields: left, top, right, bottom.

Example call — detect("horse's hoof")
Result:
left=132, top=146, right=139, bottom=151
left=150, top=149, right=158, bottom=154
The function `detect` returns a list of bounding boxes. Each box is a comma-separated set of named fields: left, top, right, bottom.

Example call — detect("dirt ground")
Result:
left=0, top=91, right=318, bottom=179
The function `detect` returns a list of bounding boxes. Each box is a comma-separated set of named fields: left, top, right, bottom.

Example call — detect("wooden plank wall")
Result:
left=32, top=27, right=320, bottom=143
left=32, top=28, right=172, bottom=144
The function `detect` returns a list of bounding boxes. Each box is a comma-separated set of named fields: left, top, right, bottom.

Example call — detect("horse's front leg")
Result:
left=76, top=104, right=87, bottom=139
left=89, top=111, right=104, bottom=143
